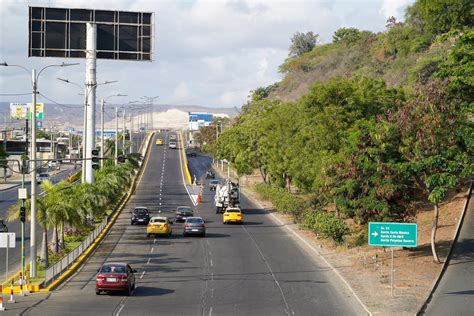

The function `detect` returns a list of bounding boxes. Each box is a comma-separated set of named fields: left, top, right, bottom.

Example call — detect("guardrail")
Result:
left=44, top=218, right=107, bottom=286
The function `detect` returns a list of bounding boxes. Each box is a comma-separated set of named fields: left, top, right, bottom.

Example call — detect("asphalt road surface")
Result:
left=21, top=132, right=366, bottom=315
left=423, top=186, right=474, bottom=315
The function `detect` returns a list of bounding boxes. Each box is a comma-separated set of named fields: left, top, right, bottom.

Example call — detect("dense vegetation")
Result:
left=201, top=0, right=473, bottom=258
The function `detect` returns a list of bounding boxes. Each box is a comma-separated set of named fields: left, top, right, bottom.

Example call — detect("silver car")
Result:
left=183, top=217, right=206, bottom=237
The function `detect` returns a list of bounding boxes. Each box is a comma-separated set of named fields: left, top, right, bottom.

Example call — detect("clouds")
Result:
left=0, top=0, right=415, bottom=108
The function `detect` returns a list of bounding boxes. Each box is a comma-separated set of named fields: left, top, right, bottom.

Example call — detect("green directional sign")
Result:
left=368, top=222, right=417, bottom=247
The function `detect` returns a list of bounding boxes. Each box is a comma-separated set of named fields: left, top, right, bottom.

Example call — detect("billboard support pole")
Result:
left=84, top=23, right=97, bottom=184
left=81, top=92, right=87, bottom=183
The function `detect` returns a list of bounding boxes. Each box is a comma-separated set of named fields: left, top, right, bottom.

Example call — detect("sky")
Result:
left=0, top=0, right=414, bottom=109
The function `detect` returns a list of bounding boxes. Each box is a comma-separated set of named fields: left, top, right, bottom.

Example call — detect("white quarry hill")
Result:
left=103, top=109, right=229, bottom=129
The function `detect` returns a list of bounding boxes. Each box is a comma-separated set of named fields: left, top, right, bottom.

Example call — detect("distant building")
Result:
left=188, top=112, right=213, bottom=131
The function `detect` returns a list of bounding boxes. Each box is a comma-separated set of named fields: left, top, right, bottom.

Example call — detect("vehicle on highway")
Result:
left=187, top=151, right=197, bottom=157
left=130, top=207, right=150, bottom=225
left=169, top=141, right=177, bottom=149
left=215, top=179, right=240, bottom=213
left=95, top=262, right=136, bottom=296
left=155, top=138, right=164, bottom=145
left=205, top=171, right=215, bottom=179
left=169, top=134, right=176, bottom=140
left=0, top=219, right=8, bottom=232
left=147, top=216, right=172, bottom=237
left=209, top=180, right=220, bottom=191
left=183, top=217, right=206, bottom=237
left=48, top=160, right=60, bottom=170
left=37, top=173, right=50, bottom=184
left=223, top=207, right=244, bottom=224
left=175, top=206, right=194, bottom=222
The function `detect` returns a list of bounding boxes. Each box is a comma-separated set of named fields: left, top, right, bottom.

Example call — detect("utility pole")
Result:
left=129, top=113, right=133, bottom=154
left=122, top=109, right=126, bottom=154
left=30, top=68, right=37, bottom=278
left=115, top=107, right=119, bottom=165
left=100, top=99, right=105, bottom=167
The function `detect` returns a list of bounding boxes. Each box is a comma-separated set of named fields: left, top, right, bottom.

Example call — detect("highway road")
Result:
left=423, top=186, right=474, bottom=315
left=21, top=132, right=366, bottom=315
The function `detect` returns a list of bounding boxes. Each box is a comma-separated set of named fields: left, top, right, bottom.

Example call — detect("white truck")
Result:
left=214, top=179, right=240, bottom=213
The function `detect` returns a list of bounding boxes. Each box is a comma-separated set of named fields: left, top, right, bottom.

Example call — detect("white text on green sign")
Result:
left=368, top=222, right=417, bottom=247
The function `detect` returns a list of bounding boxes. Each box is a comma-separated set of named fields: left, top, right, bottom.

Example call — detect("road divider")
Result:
left=40, top=132, right=155, bottom=292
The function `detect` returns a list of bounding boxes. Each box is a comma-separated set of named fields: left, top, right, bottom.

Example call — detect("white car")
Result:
left=169, top=141, right=177, bottom=149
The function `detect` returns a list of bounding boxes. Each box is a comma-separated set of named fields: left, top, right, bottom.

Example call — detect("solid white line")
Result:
left=210, top=259, right=213, bottom=267
left=140, top=271, right=146, bottom=279
left=177, top=132, right=198, bottom=206
left=153, top=238, right=157, bottom=244
left=209, top=307, right=213, bottom=316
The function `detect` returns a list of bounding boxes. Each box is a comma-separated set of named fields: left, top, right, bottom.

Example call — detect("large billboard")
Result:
left=28, top=7, right=154, bottom=61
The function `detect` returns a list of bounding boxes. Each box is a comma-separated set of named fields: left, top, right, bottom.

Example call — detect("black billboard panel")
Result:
left=28, top=6, right=154, bottom=61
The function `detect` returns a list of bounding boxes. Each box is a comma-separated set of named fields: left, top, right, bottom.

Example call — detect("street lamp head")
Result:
left=60, top=62, right=80, bottom=67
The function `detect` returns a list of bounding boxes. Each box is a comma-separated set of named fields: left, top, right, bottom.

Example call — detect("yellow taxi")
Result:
left=146, top=216, right=172, bottom=237
left=223, top=207, right=244, bottom=224
left=155, top=139, right=164, bottom=145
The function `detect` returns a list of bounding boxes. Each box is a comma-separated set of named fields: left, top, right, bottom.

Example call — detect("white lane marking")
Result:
left=210, top=259, right=213, bottom=267
left=116, top=304, right=125, bottom=316
left=154, top=238, right=157, bottom=244
left=211, top=273, right=214, bottom=281
left=209, top=307, right=213, bottom=316
left=242, top=225, right=291, bottom=316
left=147, top=258, right=151, bottom=265
left=150, top=247, right=154, bottom=253
left=140, top=271, right=146, bottom=279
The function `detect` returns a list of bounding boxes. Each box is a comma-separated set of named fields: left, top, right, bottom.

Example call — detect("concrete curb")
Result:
left=211, top=165, right=372, bottom=315
left=416, top=181, right=473, bottom=315
left=40, top=132, right=155, bottom=292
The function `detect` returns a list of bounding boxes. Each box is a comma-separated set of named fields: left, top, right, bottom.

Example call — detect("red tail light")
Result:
left=96, top=274, right=105, bottom=281
left=121, top=275, right=128, bottom=282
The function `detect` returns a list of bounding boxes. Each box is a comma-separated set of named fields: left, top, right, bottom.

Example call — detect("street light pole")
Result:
left=100, top=99, right=105, bottom=168
left=115, top=107, right=119, bottom=165
left=30, top=68, right=37, bottom=278
left=122, top=109, right=126, bottom=154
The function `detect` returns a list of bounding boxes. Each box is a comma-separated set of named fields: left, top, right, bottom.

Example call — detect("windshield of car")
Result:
left=177, top=207, right=192, bottom=213
left=39, top=173, right=49, bottom=177
left=152, top=218, right=166, bottom=223
left=134, top=209, right=148, bottom=215
left=211, top=180, right=219, bottom=184
left=100, top=264, right=126, bottom=273
left=186, top=217, right=204, bottom=223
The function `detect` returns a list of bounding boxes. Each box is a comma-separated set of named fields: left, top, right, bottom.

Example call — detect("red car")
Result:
left=95, top=262, right=136, bottom=296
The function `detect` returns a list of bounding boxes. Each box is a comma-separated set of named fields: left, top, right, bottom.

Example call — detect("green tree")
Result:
left=333, top=27, right=362, bottom=44
left=288, top=31, right=318, bottom=58
left=396, top=80, right=470, bottom=262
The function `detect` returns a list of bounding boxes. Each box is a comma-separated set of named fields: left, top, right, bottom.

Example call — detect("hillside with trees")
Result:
left=201, top=0, right=473, bottom=262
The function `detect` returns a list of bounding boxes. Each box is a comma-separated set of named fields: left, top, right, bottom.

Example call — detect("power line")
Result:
left=38, top=93, right=83, bottom=109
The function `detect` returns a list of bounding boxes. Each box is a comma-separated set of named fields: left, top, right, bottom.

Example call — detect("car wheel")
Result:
left=131, top=221, right=134, bottom=225
left=146, top=233, right=150, bottom=238
left=95, top=290, right=100, bottom=295
left=168, top=231, right=172, bottom=237
left=201, top=232, right=206, bottom=237
left=183, top=232, right=187, bottom=237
